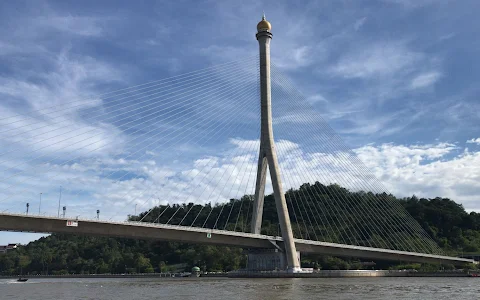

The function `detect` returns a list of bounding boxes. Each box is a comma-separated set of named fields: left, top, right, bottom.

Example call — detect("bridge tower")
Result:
left=250, top=15, right=301, bottom=273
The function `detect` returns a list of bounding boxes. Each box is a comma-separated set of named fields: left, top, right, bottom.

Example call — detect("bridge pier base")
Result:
left=246, top=249, right=302, bottom=273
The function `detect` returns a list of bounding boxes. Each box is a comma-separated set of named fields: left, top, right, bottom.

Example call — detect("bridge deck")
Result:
left=0, top=213, right=474, bottom=265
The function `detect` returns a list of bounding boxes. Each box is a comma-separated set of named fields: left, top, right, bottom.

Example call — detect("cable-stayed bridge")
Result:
left=0, top=16, right=474, bottom=271
left=0, top=213, right=472, bottom=266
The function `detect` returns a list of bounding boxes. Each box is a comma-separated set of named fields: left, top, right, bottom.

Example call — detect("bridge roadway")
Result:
left=0, top=213, right=474, bottom=266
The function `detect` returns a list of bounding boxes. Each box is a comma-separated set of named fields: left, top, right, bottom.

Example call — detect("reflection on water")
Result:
left=1, top=277, right=479, bottom=300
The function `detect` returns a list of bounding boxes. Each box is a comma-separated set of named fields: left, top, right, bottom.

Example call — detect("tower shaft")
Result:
left=251, top=18, right=301, bottom=272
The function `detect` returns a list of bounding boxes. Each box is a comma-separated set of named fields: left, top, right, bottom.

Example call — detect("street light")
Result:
left=39, top=193, right=42, bottom=214
left=135, top=204, right=137, bottom=216
left=57, top=186, right=62, bottom=218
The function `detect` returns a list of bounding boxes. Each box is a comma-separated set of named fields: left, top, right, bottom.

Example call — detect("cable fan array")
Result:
left=0, top=56, right=260, bottom=227
left=269, top=62, right=443, bottom=255
left=0, top=55, right=443, bottom=256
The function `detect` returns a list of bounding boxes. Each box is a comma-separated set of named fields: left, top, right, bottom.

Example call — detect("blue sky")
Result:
left=0, top=0, right=479, bottom=244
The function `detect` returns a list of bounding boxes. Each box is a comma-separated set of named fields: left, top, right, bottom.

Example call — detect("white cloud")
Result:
left=306, top=94, right=328, bottom=104
left=199, top=45, right=255, bottom=63
left=467, top=138, right=480, bottom=145
left=330, top=42, right=422, bottom=79
left=230, top=139, right=259, bottom=151
left=117, top=140, right=480, bottom=213
left=275, top=140, right=480, bottom=212
left=439, top=33, right=455, bottom=41
left=355, top=142, right=480, bottom=210
left=337, top=109, right=423, bottom=137
left=354, top=17, right=367, bottom=31
left=194, top=157, right=219, bottom=168
left=274, top=45, right=320, bottom=70
left=273, top=112, right=320, bottom=125
left=410, top=71, right=442, bottom=89
left=382, top=0, right=437, bottom=8
left=0, top=52, right=126, bottom=158
left=34, top=15, right=105, bottom=37
left=317, top=37, right=445, bottom=136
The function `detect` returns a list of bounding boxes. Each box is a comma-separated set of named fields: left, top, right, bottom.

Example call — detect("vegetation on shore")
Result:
left=0, top=182, right=479, bottom=275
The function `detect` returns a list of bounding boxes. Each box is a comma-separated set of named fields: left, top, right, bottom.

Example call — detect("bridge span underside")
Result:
left=0, top=213, right=474, bottom=266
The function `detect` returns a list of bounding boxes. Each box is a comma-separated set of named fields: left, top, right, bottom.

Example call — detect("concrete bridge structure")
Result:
left=0, top=213, right=474, bottom=266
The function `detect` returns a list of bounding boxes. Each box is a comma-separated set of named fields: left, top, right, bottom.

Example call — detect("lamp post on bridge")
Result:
left=26, top=203, right=29, bottom=215
left=57, top=186, right=62, bottom=218
left=38, top=192, right=42, bottom=215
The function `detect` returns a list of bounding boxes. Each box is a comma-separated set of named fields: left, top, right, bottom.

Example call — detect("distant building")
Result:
left=0, top=243, right=19, bottom=254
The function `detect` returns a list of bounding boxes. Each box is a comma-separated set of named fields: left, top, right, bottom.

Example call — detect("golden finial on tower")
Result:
left=257, top=13, right=272, bottom=32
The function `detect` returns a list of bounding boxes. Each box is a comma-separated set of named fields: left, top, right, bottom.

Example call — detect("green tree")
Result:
left=134, top=254, right=153, bottom=273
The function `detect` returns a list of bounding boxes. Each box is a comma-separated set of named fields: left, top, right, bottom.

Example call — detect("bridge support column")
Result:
left=247, top=249, right=301, bottom=272
left=250, top=15, right=301, bottom=273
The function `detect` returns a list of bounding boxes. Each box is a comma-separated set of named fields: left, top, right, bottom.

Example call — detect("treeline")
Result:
left=133, top=182, right=480, bottom=254
left=0, top=235, right=243, bottom=275
left=402, top=196, right=480, bottom=253
left=0, top=182, right=479, bottom=275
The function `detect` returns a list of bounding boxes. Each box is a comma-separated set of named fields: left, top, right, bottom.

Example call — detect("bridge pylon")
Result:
left=250, top=14, right=301, bottom=273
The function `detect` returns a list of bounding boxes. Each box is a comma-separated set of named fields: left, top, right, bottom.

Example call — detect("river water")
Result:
left=0, top=277, right=478, bottom=299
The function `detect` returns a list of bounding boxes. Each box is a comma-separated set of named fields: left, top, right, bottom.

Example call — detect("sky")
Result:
left=0, top=0, right=479, bottom=245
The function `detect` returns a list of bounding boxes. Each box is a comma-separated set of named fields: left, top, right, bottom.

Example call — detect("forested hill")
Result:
left=402, top=196, right=480, bottom=252
left=0, top=182, right=479, bottom=275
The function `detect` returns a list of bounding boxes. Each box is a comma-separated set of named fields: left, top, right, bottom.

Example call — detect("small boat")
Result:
left=17, top=266, right=28, bottom=282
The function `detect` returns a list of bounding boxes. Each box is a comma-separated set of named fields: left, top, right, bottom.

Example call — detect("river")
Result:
left=0, top=277, right=478, bottom=299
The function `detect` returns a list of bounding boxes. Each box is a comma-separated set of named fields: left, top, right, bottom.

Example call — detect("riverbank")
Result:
left=0, top=273, right=197, bottom=279
left=1, top=270, right=478, bottom=279
left=229, top=270, right=478, bottom=278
